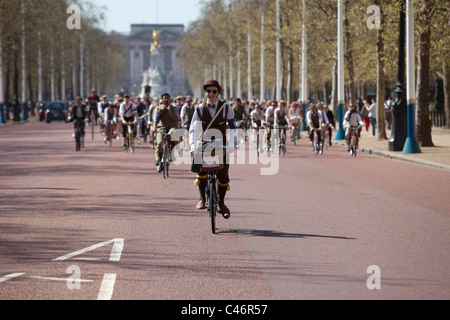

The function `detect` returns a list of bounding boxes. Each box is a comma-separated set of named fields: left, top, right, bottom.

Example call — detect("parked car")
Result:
left=44, top=101, right=70, bottom=123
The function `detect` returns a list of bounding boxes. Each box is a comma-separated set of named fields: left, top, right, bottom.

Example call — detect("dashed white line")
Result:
left=0, top=273, right=25, bottom=283
left=97, top=273, right=117, bottom=300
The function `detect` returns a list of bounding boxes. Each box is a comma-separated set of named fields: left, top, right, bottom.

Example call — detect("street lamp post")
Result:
left=300, top=0, right=308, bottom=131
left=389, top=0, right=408, bottom=151
left=402, top=0, right=421, bottom=154
left=335, top=0, right=346, bottom=140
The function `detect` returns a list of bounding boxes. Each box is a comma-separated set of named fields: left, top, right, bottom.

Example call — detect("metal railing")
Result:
left=430, top=111, right=447, bottom=128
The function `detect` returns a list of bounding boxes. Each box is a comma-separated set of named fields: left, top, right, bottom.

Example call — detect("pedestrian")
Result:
left=384, top=96, right=393, bottom=130
left=365, top=98, right=377, bottom=136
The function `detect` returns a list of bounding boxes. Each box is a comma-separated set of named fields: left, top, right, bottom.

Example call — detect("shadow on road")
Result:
left=224, top=228, right=356, bottom=240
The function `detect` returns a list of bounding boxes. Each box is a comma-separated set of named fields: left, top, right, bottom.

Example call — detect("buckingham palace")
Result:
left=120, top=24, right=190, bottom=97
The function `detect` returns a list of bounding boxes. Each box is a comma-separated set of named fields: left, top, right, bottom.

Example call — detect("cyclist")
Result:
left=103, top=101, right=117, bottom=140
left=119, top=94, right=138, bottom=150
left=233, top=98, right=247, bottom=130
left=152, top=93, right=179, bottom=172
left=323, top=104, right=335, bottom=146
left=250, top=103, right=265, bottom=144
left=97, top=95, right=110, bottom=135
left=135, top=96, right=147, bottom=140
left=343, top=102, right=364, bottom=151
left=189, top=80, right=235, bottom=218
left=264, top=100, right=277, bottom=151
left=306, top=104, right=323, bottom=147
left=67, top=96, right=88, bottom=148
left=317, top=102, right=330, bottom=145
left=274, top=100, right=289, bottom=139
left=288, top=102, right=302, bottom=141
left=180, top=96, right=195, bottom=150
left=86, top=89, right=100, bottom=125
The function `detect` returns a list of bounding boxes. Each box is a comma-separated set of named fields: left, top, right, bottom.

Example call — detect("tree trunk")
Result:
left=416, top=0, right=434, bottom=146
left=344, top=2, right=356, bottom=104
left=376, top=1, right=387, bottom=139
left=443, top=59, right=450, bottom=129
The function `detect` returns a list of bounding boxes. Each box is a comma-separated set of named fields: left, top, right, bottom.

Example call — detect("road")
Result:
left=0, top=120, right=449, bottom=302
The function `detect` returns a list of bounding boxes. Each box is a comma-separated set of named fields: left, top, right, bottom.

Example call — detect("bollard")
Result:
left=0, top=104, right=6, bottom=124
left=21, top=102, right=28, bottom=121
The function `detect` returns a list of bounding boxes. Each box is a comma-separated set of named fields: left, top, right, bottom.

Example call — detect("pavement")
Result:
left=340, top=125, right=450, bottom=171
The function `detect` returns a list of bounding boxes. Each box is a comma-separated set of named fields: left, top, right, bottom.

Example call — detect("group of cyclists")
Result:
left=65, top=81, right=370, bottom=220
left=67, top=86, right=371, bottom=160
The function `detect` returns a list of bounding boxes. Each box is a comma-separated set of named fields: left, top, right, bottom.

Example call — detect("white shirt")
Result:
left=189, top=101, right=235, bottom=152
left=306, top=110, right=323, bottom=126
left=119, top=102, right=137, bottom=118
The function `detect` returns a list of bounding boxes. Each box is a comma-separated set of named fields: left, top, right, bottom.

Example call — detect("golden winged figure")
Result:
left=150, top=29, right=162, bottom=53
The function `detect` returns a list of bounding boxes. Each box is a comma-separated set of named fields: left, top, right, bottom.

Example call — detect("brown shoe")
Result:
left=196, top=200, right=206, bottom=210
left=219, top=204, right=230, bottom=219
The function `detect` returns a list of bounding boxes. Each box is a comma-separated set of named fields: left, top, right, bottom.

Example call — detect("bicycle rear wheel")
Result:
left=351, top=134, right=357, bottom=157
left=208, top=180, right=216, bottom=234
left=75, top=130, right=81, bottom=152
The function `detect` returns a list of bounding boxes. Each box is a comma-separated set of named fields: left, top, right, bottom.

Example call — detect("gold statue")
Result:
left=150, top=29, right=162, bottom=53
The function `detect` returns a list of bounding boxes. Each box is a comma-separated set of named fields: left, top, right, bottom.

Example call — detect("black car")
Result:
left=43, top=101, right=70, bottom=123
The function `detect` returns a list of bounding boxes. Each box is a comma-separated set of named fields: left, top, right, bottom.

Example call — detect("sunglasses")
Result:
left=206, top=89, right=218, bottom=94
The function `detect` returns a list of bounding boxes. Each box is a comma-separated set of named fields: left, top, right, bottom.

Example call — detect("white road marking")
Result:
left=97, top=273, right=116, bottom=300
left=29, top=276, right=93, bottom=283
left=53, top=238, right=124, bottom=262
left=0, top=273, right=25, bottom=283
left=109, top=238, right=124, bottom=262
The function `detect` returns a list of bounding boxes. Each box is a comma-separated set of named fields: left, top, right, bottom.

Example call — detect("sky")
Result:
left=86, top=0, right=204, bottom=34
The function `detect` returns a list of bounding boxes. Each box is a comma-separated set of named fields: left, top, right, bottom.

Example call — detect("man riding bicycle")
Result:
left=119, top=94, right=137, bottom=150
left=306, top=104, right=323, bottom=146
left=189, top=80, right=235, bottom=218
left=264, top=100, right=277, bottom=151
left=86, top=89, right=100, bottom=125
left=152, top=93, right=179, bottom=173
left=67, top=96, right=88, bottom=148
left=343, top=102, right=364, bottom=151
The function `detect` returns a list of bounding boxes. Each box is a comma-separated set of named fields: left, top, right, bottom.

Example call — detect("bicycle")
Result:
left=277, top=124, right=288, bottom=156
left=156, top=129, right=172, bottom=178
left=312, top=128, right=323, bottom=155
left=234, top=120, right=245, bottom=149
left=67, top=117, right=83, bottom=151
left=74, top=120, right=82, bottom=151
left=291, top=125, right=300, bottom=146
left=251, top=126, right=262, bottom=157
left=137, top=114, right=148, bottom=145
left=323, top=124, right=332, bottom=151
left=206, top=170, right=219, bottom=234
left=125, top=122, right=135, bottom=154
left=349, top=126, right=360, bottom=157
left=104, top=120, right=114, bottom=147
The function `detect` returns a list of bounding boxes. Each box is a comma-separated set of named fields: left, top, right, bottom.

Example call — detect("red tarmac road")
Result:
left=0, top=120, right=449, bottom=300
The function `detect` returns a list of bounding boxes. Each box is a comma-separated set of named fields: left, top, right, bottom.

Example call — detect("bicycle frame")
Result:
left=125, top=122, right=135, bottom=153
left=349, top=126, right=360, bottom=157
left=312, top=128, right=323, bottom=155
left=156, top=129, right=172, bottom=178
left=74, top=120, right=82, bottom=152
left=278, top=125, right=288, bottom=156
left=206, top=170, right=218, bottom=234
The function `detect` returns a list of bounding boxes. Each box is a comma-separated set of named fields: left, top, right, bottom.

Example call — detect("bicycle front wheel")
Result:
left=209, top=180, right=216, bottom=234
left=75, top=130, right=81, bottom=152
left=163, top=142, right=169, bottom=178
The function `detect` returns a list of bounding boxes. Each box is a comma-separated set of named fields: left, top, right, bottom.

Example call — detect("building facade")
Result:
left=121, top=24, right=189, bottom=97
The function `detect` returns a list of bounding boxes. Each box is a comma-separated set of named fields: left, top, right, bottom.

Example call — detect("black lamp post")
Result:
left=389, top=0, right=408, bottom=151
